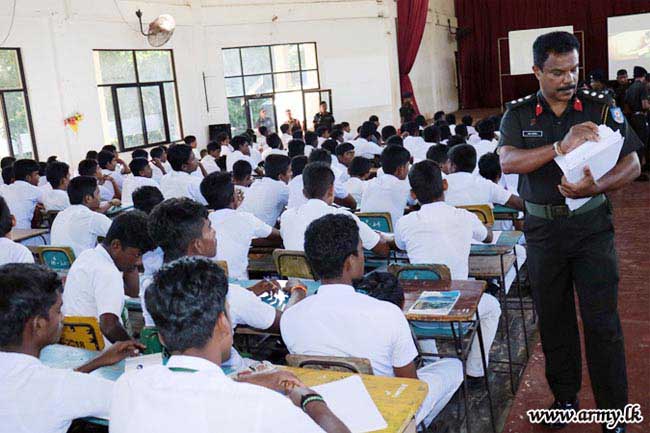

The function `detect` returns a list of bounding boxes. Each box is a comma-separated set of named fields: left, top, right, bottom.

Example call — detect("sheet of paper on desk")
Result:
left=471, top=231, right=501, bottom=245
left=554, top=125, right=624, bottom=210
left=312, top=375, right=387, bottom=433
left=407, top=290, right=460, bottom=316
left=124, top=353, right=163, bottom=372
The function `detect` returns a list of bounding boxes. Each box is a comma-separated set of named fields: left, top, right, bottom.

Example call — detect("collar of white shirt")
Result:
left=316, top=283, right=355, bottom=297
left=94, top=243, right=117, bottom=267
left=169, top=170, right=194, bottom=179
left=166, top=355, right=224, bottom=375
left=0, top=351, right=39, bottom=366
left=419, top=201, right=449, bottom=213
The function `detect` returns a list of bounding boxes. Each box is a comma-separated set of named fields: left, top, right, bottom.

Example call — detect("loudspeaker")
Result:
left=208, top=123, right=232, bottom=141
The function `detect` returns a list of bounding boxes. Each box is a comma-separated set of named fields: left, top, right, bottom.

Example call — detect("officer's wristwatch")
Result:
left=553, top=141, right=566, bottom=156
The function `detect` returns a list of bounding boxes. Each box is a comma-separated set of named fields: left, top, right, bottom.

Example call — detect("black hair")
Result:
left=201, top=172, right=233, bottom=210
left=381, top=145, right=410, bottom=175
left=67, top=176, right=98, bottom=205
left=402, top=121, right=418, bottom=136
left=258, top=126, right=268, bottom=136
left=183, top=135, right=197, bottom=145
left=0, top=156, right=15, bottom=169
left=13, top=159, right=39, bottom=181
left=131, top=149, right=148, bottom=159
left=449, top=144, right=477, bottom=173
left=321, top=139, right=338, bottom=155
left=264, top=154, right=291, bottom=180
left=266, top=133, right=282, bottom=149
left=439, top=125, right=452, bottom=141
left=304, top=131, right=318, bottom=147
left=129, top=158, right=150, bottom=177
left=433, top=111, right=445, bottom=121
left=477, top=119, right=495, bottom=140
left=104, top=210, right=153, bottom=252
left=1, top=166, right=13, bottom=185
left=97, top=150, right=115, bottom=169
left=150, top=146, right=165, bottom=159
left=386, top=135, right=404, bottom=147
left=215, top=132, right=229, bottom=144
left=280, top=124, right=290, bottom=134
left=46, top=161, right=69, bottom=189
left=132, top=186, right=164, bottom=214
left=0, top=263, right=62, bottom=347
left=291, top=155, right=308, bottom=177
left=335, top=142, right=354, bottom=157
left=462, top=115, right=473, bottom=126
left=445, top=113, right=456, bottom=125
left=348, top=156, right=372, bottom=178
left=533, top=31, right=580, bottom=69
left=85, top=151, right=98, bottom=160
left=308, top=148, right=331, bottom=165
left=0, top=197, right=12, bottom=236
left=447, top=135, right=467, bottom=148
left=146, top=257, right=228, bottom=353
left=354, top=271, right=403, bottom=307
left=78, top=159, right=99, bottom=177
left=478, top=152, right=502, bottom=183
left=205, top=141, right=219, bottom=153
left=102, top=145, right=117, bottom=154
left=316, top=126, right=330, bottom=137
left=304, top=214, right=360, bottom=279
left=232, top=160, right=252, bottom=182
left=340, top=121, right=350, bottom=129
left=303, top=162, right=334, bottom=199
left=381, top=125, right=397, bottom=141
left=616, top=69, right=628, bottom=77
left=288, top=140, right=306, bottom=159
left=330, top=129, right=344, bottom=142
left=359, top=121, right=376, bottom=139
left=369, top=115, right=379, bottom=123
left=38, top=162, right=47, bottom=177
left=231, top=135, right=250, bottom=151
left=454, top=124, right=468, bottom=138
left=423, top=125, right=441, bottom=143
left=148, top=198, right=209, bottom=262
left=426, top=144, right=449, bottom=165
left=167, top=144, right=193, bottom=171
left=415, top=115, right=426, bottom=127
left=409, top=160, right=444, bottom=204
left=292, top=129, right=304, bottom=140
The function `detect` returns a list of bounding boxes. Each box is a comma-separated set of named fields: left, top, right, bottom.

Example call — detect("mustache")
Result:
left=557, top=85, right=577, bottom=92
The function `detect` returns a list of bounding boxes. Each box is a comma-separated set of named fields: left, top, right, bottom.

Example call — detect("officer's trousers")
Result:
left=524, top=202, right=628, bottom=410
left=629, top=113, right=649, bottom=165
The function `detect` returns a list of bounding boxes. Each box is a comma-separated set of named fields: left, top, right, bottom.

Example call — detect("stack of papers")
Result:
left=407, top=290, right=460, bottom=316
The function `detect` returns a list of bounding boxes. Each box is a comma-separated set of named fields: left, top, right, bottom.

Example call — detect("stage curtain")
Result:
left=455, top=0, right=650, bottom=108
left=397, top=0, right=430, bottom=114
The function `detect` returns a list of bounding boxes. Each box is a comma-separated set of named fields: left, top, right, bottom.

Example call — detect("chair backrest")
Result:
left=215, top=260, right=229, bottom=278
left=356, top=212, right=393, bottom=233
left=388, top=263, right=452, bottom=282
left=139, top=326, right=164, bottom=355
left=286, top=354, right=374, bottom=375
left=35, top=246, right=75, bottom=272
left=273, top=249, right=315, bottom=280
left=456, top=204, right=495, bottom=225
left=59, top=316, right=105, bottom=351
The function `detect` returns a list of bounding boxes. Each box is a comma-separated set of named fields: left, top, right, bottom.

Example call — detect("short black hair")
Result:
left=478, top=152, right=502, bottom=183
left=46, top=155, right=57, bottom=163
left=231, top=135, right=250, bottom=151
left=415, top=115, right=426, bottom=127
left=426, top=144, right=449, bottom=165
left=354, top=271, right=403, bottom=307
left=132, top=186, right=164, bottom=214
left=348, top=156, right=372, bottom=178
left=359, top=121, right=376, bottom=139
left=321, top=139, right=337, bottom=155
left=291, top=155, right=308, bottom=177
left=330, top=129, right=344, bottom=142
left=454, top=124, right=468, bottom=138
left=264, top=154, right=291, bottom=180
left=402, top=121, right=418, bottom=136
left=445, top=113, right=456, bottom=125
left=423, top=125, right=441, bottom=143
left=1, top=166, right=13, bottom=185
left=303, top=162, right=334, bottom=199
left=409, top=160, right=444, bottom=204
left=85, top=151, right=98, bottom=160
left=308, top=148, right=331, bottom=165
left=258, top=126, right=268, bottom=136
left=232, top=160, right=252, bottom=182
left=447, top=135, right=467, bottom=148
left=292, top=129, right=304, bottom=140
left=304, top=131, right=318, bottom=147
left=533, top=31, right=580, bottom=69
left=102, top=145, right=117, bottom=154
left=369, top=115, right=379, bottom=123
left=146, top=257, right=228, bottom=353
left=0, top=197, right=12, bottom=236
left=335, top=142, right=354, bottom=157
left=381, top=125, right=397, bottom=141
left=167, top=144, right=193, bottom=171
left=0, top=156, right=15, bottom=169
left=105, top=210, right=153, bottom=252
left=206, top=141, right=220, bottom=153
left=46, top=161, right=69, bottom=189
left=433, top=111, right=445, bottom=121
left=381, top=145, right=410, bottom=175
left=439, top=125, right=452, bottom=141
left=616, top=68, right=628, bottom=77
left=78, top=159, right=99, bottom=177
left=148, top=198, right=208, bottom=262
left=150, top=146, right=165, bottom=159
left=477, top=119, right=495, bottom=140
left=462, top=115, right=473, bottom=126
left=266, top=133, right=282, bottom=149
left=304, top=214, right=360, bottom=279
left=316, top=125, right=330, bottom=137
left=129, top=158, right=150, bottom=177
left=449, top=144, right=477, bottom=173
left=340, top=121, right=350, bottom=129
left=13, top=159, right=39, bottom=181
left=288, top=139, right=306, bottom=158
left=215, top=132, right=229, bottom=144
left=386, top=135, right=404, bottom=147
left=201, top=172, right=233, bottom=210
left=97, top=150, right=115, bottom=169
left=38, top=162, right=47, bottom=177
left=183, top=135, right=197, bottom=145
left=67, top=176, right=97, bottom=205
left=0, top=263, right=62, bottom=347
left=131, top=149, right=148, bottom=159
left=280, top=124, right=290, bottom=134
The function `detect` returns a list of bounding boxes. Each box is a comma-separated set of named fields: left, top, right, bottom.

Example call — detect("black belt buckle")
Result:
left=550, top=205, right=570, bottom=219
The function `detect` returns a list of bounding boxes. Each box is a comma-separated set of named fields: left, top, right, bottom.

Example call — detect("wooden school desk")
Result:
left=9, top=228, right=49, bottom=243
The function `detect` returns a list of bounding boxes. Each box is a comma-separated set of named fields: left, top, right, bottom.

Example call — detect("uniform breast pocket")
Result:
left=521, top=136, right=548, bottom=149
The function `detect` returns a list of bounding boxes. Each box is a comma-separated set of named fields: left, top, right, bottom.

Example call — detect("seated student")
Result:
left=478, top=152, right=503, bottom=184
left=131, top=186, right=165, bottom=299
left=344, top=156, right=372, bottom=204
left=447, top=135, right=467, bottom=149
left=150, top=146, right=170, bottom=182
left=381, top=125, right=397, bottom=143
left=85, top=150, right=98, bottom=160
left=395, top=160, right=501, bottom=380
left=261, top=133, right=287, bottom=161
left=37, top=162, right=49, bottom=188
left=426, top=144, right=451, bottom=175
left=232, top=159, right=253, bottom=197
left=78, top=158, right=119, bottom=202
left=0, top=263, right=143, bottom=433
left=184, top=134, right=201, bottom=159
left=1, top=165, right=14, bottom=194
left=337, top=121, right=353, bottom=141
left=415, top=114, right=427, bottom=131
left=361, top=145, right=415, bottom=226
left=280, top=123, right=293, bottom=146
left=288, top=138, right=306, bottom=159
left=2, top=159, right=45, bottom=230
left=445, top=113, right=457, bottom=135
left=226, top=135, right=256, bottom=172
left=320, top=138, right=337, bottom=156
left=350, top=121, right=383, bottom=159
left=132, top=186, right=164, bottom=215
left=102, top=144, right=131, bottom=176
left=159, top=144, right=206, bottom=204
left=121, top=158, right=160, bottom=207
left=112, top=257, right=348, bottom=433
left=291, top=127, right=304, bottom=140
left=0, top=197, right=34, bottom=264
left=462, top=114, right=477, bottom=136
left=316, top=125, right=330, bottom=147
left=444, top=144, right=523, bottom=210
left=472, top=119, right=498, bottom=163
left=201, top=172, right=281, bottom=280
left=332, top=142, right=354, bottom=183
left=439, top=124, right=452, bottom=144
left=423, top=125, right=441, bottom=145
left=305, top=131, right=321, bottom=157
left=200, top=140, right=222, bottom=175
left=239, top=154, right=291, bottom=227
left=281, top=214, right=462, bottom=427
left=98, top=150, right=124, bottom=199
left=43, top=161, right=71, bottom=211
left=256, top=125, right=269, bottom=151
left=403, top=121, right=428, bottom=163
left=63, top=211, right=152, bottom=344
left=281, top=162, right=389, bottom=257
left=330, top=128, right=344, bottom=144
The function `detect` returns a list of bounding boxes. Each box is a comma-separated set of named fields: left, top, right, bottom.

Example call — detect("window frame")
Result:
left=94, top=49, right=184, bottom=151
left=0, top=48, right=38, bottom=160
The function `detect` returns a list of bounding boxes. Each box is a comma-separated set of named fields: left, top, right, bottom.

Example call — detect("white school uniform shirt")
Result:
left=3, top=180, right=45, bottom=229
left=304, top=144, right=314, bottom=157
left=120, top=176, right=160, bottom=207
left=403, top=135, right=430, bottom=163
left=281, top=133, right=293, bottom=146
left=343, top=131, right=356, bottom=141
left=235, top=184, right=250, bottom=198
left=350, top=137, right=382, bottom=159
left=280, top=198, right=380, bottom=251
left=317, top=136, right=326, bottom=147
left=466, top=125, right=477, bottom=135
left=151, top=164, right=165, bottom=183
left=200, top=155, right=221, bottom=175
left=467, top=134, right=481, bottom=145
left=261, top=147, right=288, bottom=161
left=250, top=147, right=263, bottom=166
left=209, top=209, right=273, bottom=280
left=395, top=201, right=488, bottom=279
left=238, top=177, right=289, bottom=227
left=159, top=170, right=206, bottom=205
left=102, top=168, right=124, bottom=189
left=0, top=352, right=113, bottom=433
left=50, top=205, right=112, bottom=258
left=472, top=139, right=497, bottom=166
left=0, top=236, right=35, bottom=264
left=226, top=150, right=253, bottom=172
left=286, top=173, right=349, bottom=209
left=360, top=173, right=413, bottom=227
left=220, top=144, right=234, bottom=157
left=331, top=158, right=350, bottom=183
left=38, top=176, right=48, bottom=187
left=99, top=183, right=115, bottom=201
left=110, top=355, right=324, bottom=433
left=444, top=171, right=512, bottom=208
left=281, top=284, right=418, bottom=376
left=344, top=177, right=368, bottom=204
left=43, top=189, right=71, bottom=211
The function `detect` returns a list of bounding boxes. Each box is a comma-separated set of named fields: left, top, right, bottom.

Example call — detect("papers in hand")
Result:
left=407, top=290, right=460, bottom=316
left=554, top=125, right=624, bottom=210
left=124, top=353, right=163, bottom=372
left=312, top=375, right=387, bottom=433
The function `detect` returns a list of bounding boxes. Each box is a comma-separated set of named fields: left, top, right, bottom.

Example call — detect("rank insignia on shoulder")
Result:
left=610, top=107, right=624, bottom=124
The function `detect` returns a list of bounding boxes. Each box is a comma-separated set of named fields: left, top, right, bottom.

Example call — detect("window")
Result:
left=222, top=43, right=327, bottom=136
left=0, top=49, right=37, bottom=159
left=94, top=50, right=182, bottom=150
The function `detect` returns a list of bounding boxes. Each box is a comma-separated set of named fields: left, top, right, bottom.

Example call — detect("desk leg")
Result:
left=500, top=254, right=516, bottom=395
left=476, top=311, right=496, bottom=433
left=514, top=255, right=530, bottom=359
left=453, top=321, right=471, bottom=433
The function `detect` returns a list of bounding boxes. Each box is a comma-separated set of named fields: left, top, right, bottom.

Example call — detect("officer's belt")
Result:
left=525, top=194, right=606, bottom=220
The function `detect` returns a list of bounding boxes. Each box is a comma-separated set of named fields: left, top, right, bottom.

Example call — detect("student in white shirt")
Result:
left=316, top=125, right=330, bottom=147
left=2, top=159, right=45, bottom=230
left=121, top=158, right=161, bottom=207
left=0, top=263, right=144, bottom=433
left=200, top=141, right=222, bottom=175
left=201, top=172, right=282, bottom=280
left=0, top=164, right=14, bottom=194
left=403, top=121, right=429, bottom=163
left=331, top=142, right=354, bottom=183
left=302, top=131, right=318, bottom=157
left=239, top=154, right=292, bottom=226
left=0, top=197, right=34, bottom=264
left=98, top=150, right=125, bottom=198
left=344, top=156, right=371, bottom=204
left=462, top=115, right=477, bottom=136
left=102, top=144, right=132, bottom=177
left=281, top=214, right=462, bottom=426
left=112, top=257, right=348, bottom=433
left=280, top=123, right=293, bottom=147
left=262, top=133, right=288, bottom=161
left=288, top=138, right=307, bottom=159
left=395, top=160, right=501, bottom=380
left=150, top=146, right=170, bottom=182
left=472, top=119, right=499, bottom=165
left=184, top=134, right=202, bottom=160
left=215, top=132, right=233, bottom=158
left=361, top=145, right=415, bottom=226
left=232, top=159, right=253, bottom=197
left=42, top=161, right=71, bottom=211
left=350, top=121, right=383, bottom=159
left=159, top=144, right=207, bottom=204
left=426, top=144, right=451, bottom=174
left=226, top=135, right=256, bottom=172
left=78, top=158, right=120, bottom=202
left=280, top=162, right=390, bottom=256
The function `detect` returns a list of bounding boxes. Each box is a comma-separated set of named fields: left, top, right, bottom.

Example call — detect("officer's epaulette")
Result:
left=505, top=94, right=536, bottom=110
left=576, top=89, right=614, bottom=106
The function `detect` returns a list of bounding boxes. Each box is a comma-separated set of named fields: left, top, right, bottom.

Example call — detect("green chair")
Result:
left=356, top=212, right=393, bottom=233
left=273, top=249, right=316, bottom=280
left=35, top=246, right=75, bottom=272
left=140, top=326, right=164, bottom=355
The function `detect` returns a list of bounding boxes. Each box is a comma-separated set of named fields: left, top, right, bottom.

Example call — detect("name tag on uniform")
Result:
left=610, top=107, right=624, bottom=124
left=522, top=130, right=543, bottom=138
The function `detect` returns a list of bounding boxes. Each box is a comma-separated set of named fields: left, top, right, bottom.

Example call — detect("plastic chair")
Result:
left=34, top=246, right=75, bottom=272
left=272, top=249, right=315, bottom=280
left=215, top=260, right=229, bottom=278
left=356, top=212, right=394, bottom=233
left=140, top=326, right=164, bottom=355
left=59, top=316, right=105, bottom=351
left=388, top=263, right=452, bottom=282
left=286, top=354, right=374, bottom=375
left=457, top=204, right=495, bottom=225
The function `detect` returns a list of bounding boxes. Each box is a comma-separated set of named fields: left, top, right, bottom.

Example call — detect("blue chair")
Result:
left=356, top=212, right=393, bottom=233
left=35, top=246, right=75, bottom=273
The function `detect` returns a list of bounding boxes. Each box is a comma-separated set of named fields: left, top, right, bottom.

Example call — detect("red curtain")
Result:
left=397, top=0, right=430, bottom=114
left=455, top=0, right=650, bottom=108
